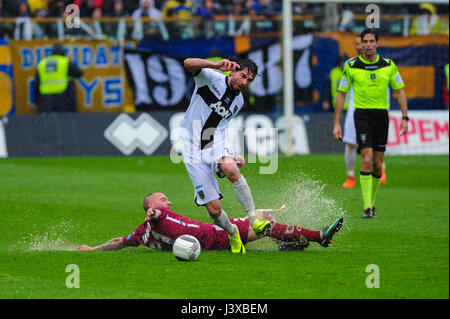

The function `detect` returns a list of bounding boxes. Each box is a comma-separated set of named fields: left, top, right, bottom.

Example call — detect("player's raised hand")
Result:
left=145, top=208, right=154, bottom=222
left=333, top=123, right=342, bottom=141
left=218, top=59, right=240, bottom=72
left=145, top=207, right=162, bottom=222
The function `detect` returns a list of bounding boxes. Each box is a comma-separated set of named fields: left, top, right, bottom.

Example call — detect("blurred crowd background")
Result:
left=1, top=0, right=449, bottom=19
left=0, top=0, right=449, bottom=39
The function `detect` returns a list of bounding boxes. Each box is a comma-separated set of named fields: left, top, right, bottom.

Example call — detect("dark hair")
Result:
left=360, top=28, right=379, bottom=42
left=236, top=58, right=258, bottom=77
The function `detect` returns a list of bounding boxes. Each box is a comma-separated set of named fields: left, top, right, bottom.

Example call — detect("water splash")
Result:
left=10, top=219, right=78, bottom=252
left=257, top=171, right=349, bottom=233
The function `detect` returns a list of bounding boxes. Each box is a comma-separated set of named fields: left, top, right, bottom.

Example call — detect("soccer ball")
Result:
left=172, top=234, right=201, bottom=261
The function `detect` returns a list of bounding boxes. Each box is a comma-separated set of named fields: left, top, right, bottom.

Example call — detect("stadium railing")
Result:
left=0, top=14, right=448, bottom=41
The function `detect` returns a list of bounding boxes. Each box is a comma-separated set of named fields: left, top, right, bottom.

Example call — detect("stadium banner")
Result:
left=126, top=34, right=331, bottom=112
left=8, top=39, right=135, bottom=114
left=129, top=33, right=448, bottom=112
left=0, top=39, right=14, bottom=117
left=2, top=110, right=448, bottom=158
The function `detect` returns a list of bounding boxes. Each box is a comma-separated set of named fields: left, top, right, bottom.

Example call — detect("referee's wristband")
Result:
left=402, top=115, right=409, bottom=121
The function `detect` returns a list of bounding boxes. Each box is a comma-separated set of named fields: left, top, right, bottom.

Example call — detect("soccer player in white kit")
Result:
left=341, top=35, right=386, bottom=188
left=180, top=57, right=271, bottom=253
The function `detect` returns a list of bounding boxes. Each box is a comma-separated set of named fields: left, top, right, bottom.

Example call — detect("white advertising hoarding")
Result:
left=387, top=110, right=449, bottom=155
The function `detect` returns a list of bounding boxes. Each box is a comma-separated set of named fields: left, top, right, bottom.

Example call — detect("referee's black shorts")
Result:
left=354, top=108, right=389, bottom=154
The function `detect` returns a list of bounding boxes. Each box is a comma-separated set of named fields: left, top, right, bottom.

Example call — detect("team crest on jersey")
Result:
left=370, top=73, right=376, bottom=80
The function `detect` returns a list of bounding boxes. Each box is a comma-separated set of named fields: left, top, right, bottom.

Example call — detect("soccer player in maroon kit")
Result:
left=75, top=193, right=343, bottom=252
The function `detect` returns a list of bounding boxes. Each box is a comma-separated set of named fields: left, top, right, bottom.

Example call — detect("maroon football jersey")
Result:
left=122, top=207, right=250, bottom=251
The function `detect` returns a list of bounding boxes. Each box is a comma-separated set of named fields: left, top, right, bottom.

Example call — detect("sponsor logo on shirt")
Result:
left=209, top=101, right=232, bottom=120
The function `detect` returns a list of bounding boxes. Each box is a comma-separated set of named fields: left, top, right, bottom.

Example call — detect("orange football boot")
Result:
left=342, top=177, right=355, bottom=188
left=380, top=169, right=386, bottom=185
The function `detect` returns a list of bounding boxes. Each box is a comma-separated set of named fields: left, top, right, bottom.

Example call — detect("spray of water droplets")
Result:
left=257, top=171, right=349, bottom=234
left=10, top=219, right=78, bottom=252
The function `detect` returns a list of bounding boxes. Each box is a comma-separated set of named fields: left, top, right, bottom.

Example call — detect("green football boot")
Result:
left=252, top=218, right=272, bottom=236
left=320, top=217, right=344, bottom=247
left=228, top=225, right=246, bottom=254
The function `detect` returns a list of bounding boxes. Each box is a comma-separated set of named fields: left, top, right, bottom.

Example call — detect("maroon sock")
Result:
left=268, top=222, right=322, bottom=242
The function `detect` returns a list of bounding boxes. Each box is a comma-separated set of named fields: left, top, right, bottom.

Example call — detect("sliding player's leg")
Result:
left=256, top=210, right=343, bottom=249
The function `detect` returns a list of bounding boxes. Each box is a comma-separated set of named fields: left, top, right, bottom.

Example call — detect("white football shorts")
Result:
left=182, top=133, right=236, bottom=206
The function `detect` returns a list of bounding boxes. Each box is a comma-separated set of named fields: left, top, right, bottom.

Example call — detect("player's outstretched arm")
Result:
left=184, top=58, right=240, bottom=74
left=74, top=237, right=127, bottom=251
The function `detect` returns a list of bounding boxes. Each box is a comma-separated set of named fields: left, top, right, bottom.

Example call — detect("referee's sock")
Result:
left=360, top=171, right=373, bottom=210
left=371, top=173, right=382, bottom=207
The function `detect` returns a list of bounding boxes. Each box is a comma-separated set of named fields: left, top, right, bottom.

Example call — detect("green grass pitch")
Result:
left=0, top=155, right=448, bottom=299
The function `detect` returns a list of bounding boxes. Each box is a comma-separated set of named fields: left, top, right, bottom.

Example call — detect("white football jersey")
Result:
left=181, top=68, right=244, bottom=150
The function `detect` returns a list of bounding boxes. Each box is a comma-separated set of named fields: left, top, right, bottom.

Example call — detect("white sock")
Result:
left=212, top=210, right=238, bottom=236
left=232, top=176, right=257, bottom=224
left=345, top=144, right=356, bottom=178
